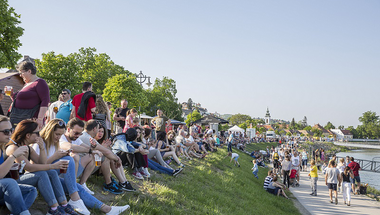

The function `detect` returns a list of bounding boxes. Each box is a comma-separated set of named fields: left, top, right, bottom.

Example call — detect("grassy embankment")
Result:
left=21, top=142, right=299, bottom=215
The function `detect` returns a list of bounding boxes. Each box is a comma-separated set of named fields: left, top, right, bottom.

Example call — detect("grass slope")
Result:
left=4, top=143, right=300, bottom=215
left=88, top=144, right=299, bottom=215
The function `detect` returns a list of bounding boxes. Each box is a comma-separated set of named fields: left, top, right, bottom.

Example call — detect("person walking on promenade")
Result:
left=308, top=160, right=318, bottom=196
left=325, top=160, right=341, bottom=204
left=347, top=157, right=361, bottom=194
left=342, top=166, right=354, bottom=206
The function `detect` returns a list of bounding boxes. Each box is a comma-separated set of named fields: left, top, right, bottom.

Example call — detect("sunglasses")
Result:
left=56, top=120, right=66, bottom=128
left=73, top=132, right=83, bottom=136
left=33, top=131, right=40, bottom=136
left=0, top=128, right=14, bottom=135
left=61, top=92, right=68, bottom=95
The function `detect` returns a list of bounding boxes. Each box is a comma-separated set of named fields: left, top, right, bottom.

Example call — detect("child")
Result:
left=322, top=162, right=328, bottom=174
left=308, top=159, right=318, bottom=196
left=227, top=152, right=240, bottom=167
left=252, top=159, right=259, bottom=179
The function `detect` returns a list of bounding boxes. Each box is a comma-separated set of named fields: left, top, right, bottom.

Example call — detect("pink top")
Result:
left=13, top=78, right=50, bottom=117
left=122, top=115, right=134, bottom=133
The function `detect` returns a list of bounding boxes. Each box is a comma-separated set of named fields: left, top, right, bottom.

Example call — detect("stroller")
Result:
left=289, top=168, right=300, bottom=187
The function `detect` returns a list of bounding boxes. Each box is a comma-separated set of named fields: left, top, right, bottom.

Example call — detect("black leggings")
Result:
left=117, top=152, right=146, bottom=169
left=283, top=170, right=290, bottom=188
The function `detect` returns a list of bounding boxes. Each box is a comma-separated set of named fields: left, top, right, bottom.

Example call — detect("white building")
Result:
left=330, top=129, right=353, bottom=141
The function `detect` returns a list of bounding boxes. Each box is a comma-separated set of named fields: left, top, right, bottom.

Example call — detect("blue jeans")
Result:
left=227, top=142, right=232, bottom=152
left=17, top=170, right=66, bottom=206
left=148, top=159, right=173, bottom=175
left=0, top=178, right=37, bottom=215
left=52, top=156, right=79, bottom=195
left=252, top=170, right=258, bottom=178
left=59, top=179, right=103, bottom=209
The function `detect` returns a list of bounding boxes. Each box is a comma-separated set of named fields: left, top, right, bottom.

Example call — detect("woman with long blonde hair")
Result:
left=95, top=95, right=111, bottom=138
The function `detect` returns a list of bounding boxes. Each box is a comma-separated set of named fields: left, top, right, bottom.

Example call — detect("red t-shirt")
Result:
left=348, top=161, right=360, bottom=176
left=71, top=93, right=95, bottom=121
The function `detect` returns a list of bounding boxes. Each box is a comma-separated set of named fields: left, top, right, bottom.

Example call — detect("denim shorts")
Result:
left=234, top=155, right=239, bottom=161
left=327, top=183, right=337, bottom=190
left=353, top=175, right=361, bottom=183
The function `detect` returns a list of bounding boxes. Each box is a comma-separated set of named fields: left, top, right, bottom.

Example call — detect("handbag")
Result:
left=9, top=97, right=40, bottom=127
left=93, top=113, right=107, bottom=128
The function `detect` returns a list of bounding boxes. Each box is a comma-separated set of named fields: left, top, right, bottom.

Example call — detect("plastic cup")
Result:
left=59, top=159, right=70, bottom=174
left=94, top=154, right=101, bottom=166
left=4, top=86, right=12, bottom=96
left=10, top=163, right=20, bottom=180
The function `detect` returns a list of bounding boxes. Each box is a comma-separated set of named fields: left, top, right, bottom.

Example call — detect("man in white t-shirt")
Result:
left=46, top=94, right=64, bottom=123
left=59, top=118, right=96, bottom=194
left=78, top=120, right=123, bottom=194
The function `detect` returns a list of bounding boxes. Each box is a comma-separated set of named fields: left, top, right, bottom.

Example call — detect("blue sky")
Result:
left=6, top=0, right=380, bottom=127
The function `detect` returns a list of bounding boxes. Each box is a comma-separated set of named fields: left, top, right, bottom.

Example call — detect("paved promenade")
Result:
left=290, top=170, right=380, bottom=215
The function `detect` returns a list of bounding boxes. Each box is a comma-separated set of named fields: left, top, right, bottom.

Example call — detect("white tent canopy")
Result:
left=228, top=125, right=245, bottom=132
left=139, top=113, right=153, bottom=119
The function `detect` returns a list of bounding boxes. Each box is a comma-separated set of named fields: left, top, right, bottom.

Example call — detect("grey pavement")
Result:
left=289, top=170, right=380, bottom=215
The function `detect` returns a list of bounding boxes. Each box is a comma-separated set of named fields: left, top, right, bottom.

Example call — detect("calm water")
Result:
left=337, top=149, right=380, bottom=190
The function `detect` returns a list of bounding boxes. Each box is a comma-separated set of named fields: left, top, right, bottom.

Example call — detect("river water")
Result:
left=336, top=149, right=380, bottom=190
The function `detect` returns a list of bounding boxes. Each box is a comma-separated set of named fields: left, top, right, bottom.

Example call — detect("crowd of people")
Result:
left=264, top=140, right=363, bottom=206
left=0, top=61, right=222, bottom=215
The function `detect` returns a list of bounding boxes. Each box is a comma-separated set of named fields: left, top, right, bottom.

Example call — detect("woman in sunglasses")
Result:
left=0, top=116, right=37, bottom=215
left=35, top=119, right=130, bottom=215
left=5, top=119, right=81, bottom=215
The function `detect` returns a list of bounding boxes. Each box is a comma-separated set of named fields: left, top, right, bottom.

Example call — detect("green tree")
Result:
left=239, top=123, right=247, bottom=130
left=359, top=111, right=379, bottom=125
left=324, top=121, right=335, bottom=130
left=0, top=0, right=24, bottom=68
left=229, top=114, right=252, bottom=125
left=286, top=132, right=292, bottom=137
left=259, top=127, right=266, bottom=134
left=304, top=126, right=312, bottom=131
left=144, top=77, right=183, bottom=120
left=35, top=52, right=81, bottom=101
left=279, top=130, right=285, bottom=136
left=289, top=118, right=296, bottom=129
left=338, top=125, right=344, bottom=130
left=185, top=110, right=202, bottom=127
left=346, top=126, right=358, bottom=138
left=103, top=74, right=148, bottom=113
left=36, top=47, right=129, bottom=100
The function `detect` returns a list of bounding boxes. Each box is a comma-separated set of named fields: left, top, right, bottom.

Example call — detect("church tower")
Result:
left=265, top=107, right=271, bottom=125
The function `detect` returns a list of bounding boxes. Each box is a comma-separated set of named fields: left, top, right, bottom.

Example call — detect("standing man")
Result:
left=46, top=94, right=64, bottom=123
left=56, top=89, right=73, bottom=124
left=348, top=157, right=361, bottom=194
left=325, top=160, right=341, bottom=204
left=227, top=131, right=233, bottom=152
left=71, top=82, right=96, bottom=121
left=113, top=99, right=129, bottom=133
left=151, top=109, right=171, bottom=140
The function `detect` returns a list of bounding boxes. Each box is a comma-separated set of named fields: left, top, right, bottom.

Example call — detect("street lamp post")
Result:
left=135, top=71, right=152, bottom=120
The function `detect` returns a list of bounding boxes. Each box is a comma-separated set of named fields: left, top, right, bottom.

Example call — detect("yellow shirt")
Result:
left=310, top=165, right=318, bottom=178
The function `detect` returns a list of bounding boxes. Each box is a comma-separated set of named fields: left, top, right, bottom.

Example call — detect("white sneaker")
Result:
left=106, top=205, right=130, bottom=215
left=81, top=183, right=94, bottom=195
left=144, top=167, right=151, bottom=178
left=68, top=199, right=90, bottom=215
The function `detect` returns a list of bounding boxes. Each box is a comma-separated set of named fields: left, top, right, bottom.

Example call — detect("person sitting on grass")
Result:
left=267, top=176, right=289, bottom=199
left=226, top=152, right=240, bottom=167
left=252, top=159, right=258, bottom=179
left=155, top=131, right=185, bottom=168
left=95, top=124, right=135, bottom=192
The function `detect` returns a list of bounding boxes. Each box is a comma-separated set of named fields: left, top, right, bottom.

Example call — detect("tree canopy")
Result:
left=185, top=110, right=202, bottom=127
left=228, top=114, right=252, bottom=126
left=144, top=77, right=183, bottom=121
left=324, top=121, right=335, bottom=130
left=35, top=47, right=130, bottom=100
left=103, top=74, right=148, bottom=112
left=0, top=0, right=24, bottom=68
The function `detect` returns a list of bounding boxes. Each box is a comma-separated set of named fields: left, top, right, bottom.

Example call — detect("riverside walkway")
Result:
left=290, top=170, right=380, bottom=215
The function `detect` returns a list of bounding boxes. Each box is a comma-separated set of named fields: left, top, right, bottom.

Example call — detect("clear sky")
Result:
left=6, top=0, right=380, bottom=127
